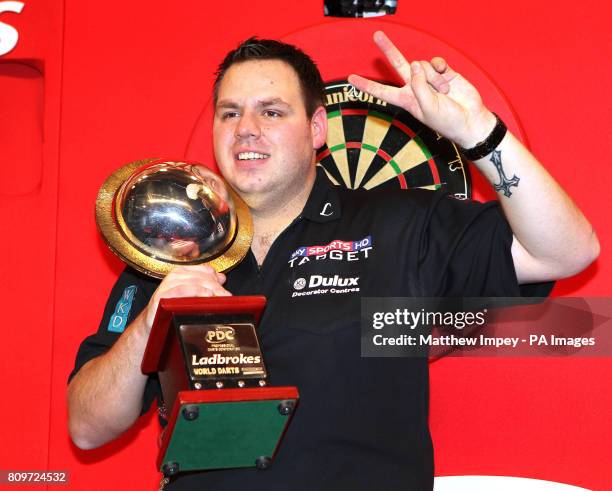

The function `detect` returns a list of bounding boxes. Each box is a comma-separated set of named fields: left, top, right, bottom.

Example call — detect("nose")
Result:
left=235, top=111, right=261, bottom=140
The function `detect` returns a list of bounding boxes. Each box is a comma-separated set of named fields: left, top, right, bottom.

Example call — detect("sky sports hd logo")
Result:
left=291, top=274, right=360, bottom=298
left=288, top=236, right=372, bottom=268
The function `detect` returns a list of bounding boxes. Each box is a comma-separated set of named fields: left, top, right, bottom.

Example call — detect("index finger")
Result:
left=347, top=74, right=404, bottom=108
left=373, top=30, right=412, bottom=84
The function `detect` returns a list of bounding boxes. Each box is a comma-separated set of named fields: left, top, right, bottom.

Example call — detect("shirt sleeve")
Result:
left=417, top=192, right=554, bottom=297
left=67, top=267, right=161, bottom=415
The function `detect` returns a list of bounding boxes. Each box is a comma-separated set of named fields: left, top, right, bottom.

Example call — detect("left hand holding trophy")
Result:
left=96, top=158, right=299, bottom=476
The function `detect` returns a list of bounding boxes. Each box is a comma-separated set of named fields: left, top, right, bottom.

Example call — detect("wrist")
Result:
left=134, top=309, right=153, bottom=340
left=458, top=111, right=507, bottom=161
left=455, top=110, right=497, bottom=149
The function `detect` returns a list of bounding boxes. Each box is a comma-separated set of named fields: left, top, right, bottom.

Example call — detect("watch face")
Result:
left=317, top=80, right=471, bottom=199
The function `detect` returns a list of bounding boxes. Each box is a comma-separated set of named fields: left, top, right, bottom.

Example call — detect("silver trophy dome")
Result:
left=118, top=162, right=235, bottom=262
left=96, top=159, right=252, bottom=277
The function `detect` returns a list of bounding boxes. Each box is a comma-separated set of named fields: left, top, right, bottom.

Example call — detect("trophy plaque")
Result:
left=96, top=159, right=299, bottom=476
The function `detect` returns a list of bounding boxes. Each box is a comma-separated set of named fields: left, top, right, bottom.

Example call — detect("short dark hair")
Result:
left=213, top=37, right=325, bottom=118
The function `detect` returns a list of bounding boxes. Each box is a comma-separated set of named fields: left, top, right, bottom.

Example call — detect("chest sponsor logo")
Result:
left=293, top=278, right=307, bottom=290
left=292, top=274, right=360, bottom=298
left=288, top=235, right=372, bottom=268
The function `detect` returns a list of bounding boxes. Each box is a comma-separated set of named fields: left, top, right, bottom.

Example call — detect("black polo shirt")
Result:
left=71, top=167, right=544, bottom=490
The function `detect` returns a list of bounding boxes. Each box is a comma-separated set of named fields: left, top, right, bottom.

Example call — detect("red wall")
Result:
left=1, top=1, right=610, bottom=489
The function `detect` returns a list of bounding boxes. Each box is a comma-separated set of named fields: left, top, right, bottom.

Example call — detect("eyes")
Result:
left=219, top=109, right=283, bottom=120
left=263, top=110, right=282, bottom=118
left=220, top=111, right=239, bottom=120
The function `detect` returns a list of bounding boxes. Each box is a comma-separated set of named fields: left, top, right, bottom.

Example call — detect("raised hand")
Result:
left=348, top=31, right=496, bottom=149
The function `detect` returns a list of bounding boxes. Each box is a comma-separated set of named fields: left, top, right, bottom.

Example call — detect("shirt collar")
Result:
left=300, top=166, right=342, bottom=223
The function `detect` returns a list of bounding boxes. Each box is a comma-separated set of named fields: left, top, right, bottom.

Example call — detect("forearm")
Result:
left=466, top=112, right=599, bottom=282
left=68, top=310, right=150, bottom=449
left=67, top=265, right=230, bottom=449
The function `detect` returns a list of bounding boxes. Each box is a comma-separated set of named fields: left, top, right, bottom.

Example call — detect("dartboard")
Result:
left=317, top=80, right=471, bottom=199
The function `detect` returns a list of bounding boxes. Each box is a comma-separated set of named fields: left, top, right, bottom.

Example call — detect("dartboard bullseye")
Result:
left=317, top=80, right=471, bottom=199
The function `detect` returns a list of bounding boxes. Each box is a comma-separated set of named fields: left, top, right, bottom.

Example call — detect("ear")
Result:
left=310, top=105, right=328, bottom=150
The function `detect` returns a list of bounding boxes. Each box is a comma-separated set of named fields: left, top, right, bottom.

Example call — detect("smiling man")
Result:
left=212, top=57, right=327, bottom=264
left=68, top=33, right=599, bottom=490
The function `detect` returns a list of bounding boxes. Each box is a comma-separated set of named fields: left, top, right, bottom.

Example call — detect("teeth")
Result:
left=237, top=152, right=269, bottom=160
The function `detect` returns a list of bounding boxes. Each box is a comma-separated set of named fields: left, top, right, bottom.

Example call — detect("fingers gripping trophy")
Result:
left=96, top=158, right=299, bottom=477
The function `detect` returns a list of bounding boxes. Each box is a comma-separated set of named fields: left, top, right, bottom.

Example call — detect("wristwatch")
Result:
left=459, top=113, right=507, bottom=161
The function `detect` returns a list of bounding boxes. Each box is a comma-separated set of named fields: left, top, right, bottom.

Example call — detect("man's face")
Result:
left=213, top=59, right=326, bottom=208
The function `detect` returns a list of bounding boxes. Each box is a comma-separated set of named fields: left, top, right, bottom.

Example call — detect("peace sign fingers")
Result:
left=347, top=73, right=424, bottom=119
left=372, top=30, right=412, bottom=83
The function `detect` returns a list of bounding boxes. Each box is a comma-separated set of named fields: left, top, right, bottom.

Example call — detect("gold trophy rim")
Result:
left=95, top=158, right=253, bottom=278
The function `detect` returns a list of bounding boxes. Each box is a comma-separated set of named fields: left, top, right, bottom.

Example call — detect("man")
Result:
left=68, top=32, right=599, bottom=490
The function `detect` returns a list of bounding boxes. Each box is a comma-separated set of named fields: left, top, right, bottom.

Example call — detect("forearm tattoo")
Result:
left=490, top=149, right=520, bottom=198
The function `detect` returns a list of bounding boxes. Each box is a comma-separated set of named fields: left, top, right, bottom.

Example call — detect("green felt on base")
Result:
left=161, top=399, right=294, bottom=472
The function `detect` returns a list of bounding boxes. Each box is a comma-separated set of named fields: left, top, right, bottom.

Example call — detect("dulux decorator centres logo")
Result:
left=292, top=274, right=360, bottom=298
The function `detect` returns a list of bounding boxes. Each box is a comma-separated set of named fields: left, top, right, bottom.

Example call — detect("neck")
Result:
left=247, top=168, right=316, bottom=265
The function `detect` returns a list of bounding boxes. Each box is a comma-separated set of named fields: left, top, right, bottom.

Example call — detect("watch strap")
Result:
left=459, top=113, right=507, bottom=161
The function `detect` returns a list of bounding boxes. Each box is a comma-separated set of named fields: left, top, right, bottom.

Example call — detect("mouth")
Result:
left=236, top=151, right=271, bottom=161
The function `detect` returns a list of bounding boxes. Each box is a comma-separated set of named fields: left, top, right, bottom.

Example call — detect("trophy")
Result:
left=96, top=158, right=299, bottom=476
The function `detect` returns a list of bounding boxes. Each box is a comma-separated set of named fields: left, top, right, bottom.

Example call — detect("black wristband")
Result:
left=459, top=113, right=507, bottom=161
